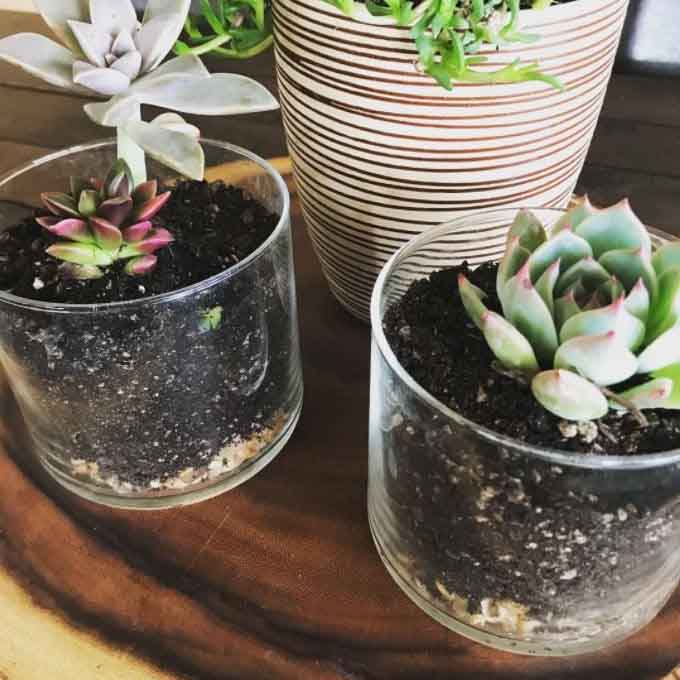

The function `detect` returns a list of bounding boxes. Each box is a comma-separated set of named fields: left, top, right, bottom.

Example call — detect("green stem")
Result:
left=182, top=32, right=233, bottom=56
left=209, top=34, right=274, bottom=59
left=116, top=104, right=146, bottom=188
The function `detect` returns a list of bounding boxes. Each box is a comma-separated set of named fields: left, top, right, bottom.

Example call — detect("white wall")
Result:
left=1, top=1, right=35, bottom=10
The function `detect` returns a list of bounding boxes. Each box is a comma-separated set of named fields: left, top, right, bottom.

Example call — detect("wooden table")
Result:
left=1, top=11, right=680, bottom=680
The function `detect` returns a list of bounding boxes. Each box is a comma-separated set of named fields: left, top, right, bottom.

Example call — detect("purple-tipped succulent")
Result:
left=38, top=159, right=173, bottom=279
left=459, top=199, right=680, bottom=422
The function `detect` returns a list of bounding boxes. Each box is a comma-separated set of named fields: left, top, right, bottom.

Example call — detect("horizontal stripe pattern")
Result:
left=274, top=0, right=630, bottom=320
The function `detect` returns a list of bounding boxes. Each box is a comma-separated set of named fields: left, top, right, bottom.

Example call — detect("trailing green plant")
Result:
left=458, top=199, right=680, bottom=422
left=175, top=1, right=273, bottom=59
left=38, top=160, right=173, bottom=279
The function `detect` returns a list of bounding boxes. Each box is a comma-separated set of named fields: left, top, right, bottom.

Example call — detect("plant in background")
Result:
left=176, top=0, right=273, bottom=59
left=39, top=159, right=173, bottom=278
left=323, top=0, right=561, bottom=90
left=459, top=199, right=680, bottom=421
left=0, top=0, right=278, bottom=185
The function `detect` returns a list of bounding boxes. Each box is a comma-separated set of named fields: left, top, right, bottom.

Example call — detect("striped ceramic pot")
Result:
left=274, top=0, right=630, bottom=321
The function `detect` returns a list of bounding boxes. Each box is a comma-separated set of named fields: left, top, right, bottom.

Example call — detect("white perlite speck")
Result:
left=560, top=569, right=578, bottom=581
left=32, top=277, right=45, bottom=290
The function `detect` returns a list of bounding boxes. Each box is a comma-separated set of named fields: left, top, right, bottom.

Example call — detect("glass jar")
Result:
left=0, top=140, right=303, bottom=509
left=369, top=208, right=680, bottom=655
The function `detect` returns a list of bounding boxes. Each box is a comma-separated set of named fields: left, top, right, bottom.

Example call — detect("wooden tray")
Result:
left=0, top=162, right=678, bottom=680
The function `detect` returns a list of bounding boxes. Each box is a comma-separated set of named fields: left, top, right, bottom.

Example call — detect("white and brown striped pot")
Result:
left=274, top=0, right=630, bottom=321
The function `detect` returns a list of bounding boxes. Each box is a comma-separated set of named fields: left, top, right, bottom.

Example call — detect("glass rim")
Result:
left=370, top=205, right=680, bottom=471
left=0, top=138, right=291, bottom=315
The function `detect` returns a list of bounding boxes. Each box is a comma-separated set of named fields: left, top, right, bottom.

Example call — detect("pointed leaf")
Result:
left=60, top=262, right=104, bottom=280
left=555, top=331, right=638, bottom=386
left=597, top=276, right=625, bottom=305
left=132, top=180, right=158, bottom=206
left=599, top=246, right=658, bottom=299
left=496, top=236, right=529, bottom=313
left=534, top=259, right=560, bottom=315
left=97, top=196, right=133, bottom=226
left=84, top=93, right=141, bottom=127
left=0, top=33, right=80, bottom=91
left=110, top=50, right=142, bottom=81
left=42, top=218, right=92, bottom=244
left=128, top=53, right=209, bottom=91
left=651, top=363, right=680, bottom=409
left=625, top=278, right=650, bottom=324
left=111, top=29, right=136, bottom=57
left=122, top=119, right=204, bottom=181
left=122, top=221, right=152, bottom=243
left=140, top=0, right=192, bottom=70
left=611, top=378, right=674, bottom=412
left=89, top=0, right=139, bottom=35
left=480, top=311, right=539, bottom=373
left=458, top=274, right=487, bottom=330
left=645, top=269, right=680, bottom=342
left=124, top=254, right=158, bottom=276
left=130, top=72, right=279, bottom=116
left=72, top=60, right=130, bottom=95
left=31, top=0, right=89, bottom=52
left=532, top=369, right=608, bottom=421
left=42, top=192, right=80, bottom=217
left=506, top=209, right=546, bottom=251
left=638, top=324, right=680, bottom=373
left=67, top=20, right=112, bottom=67
left=552, top=195, right=597, bottom=234
left=134, top=192, right=171, bottom=221
left=554, top=292, right=581, bottom=331
left=47, top=242, right=114, bottom=266
left=89, top=217, right=123, bottom=251
left=554, top=256, right=610, bottom=298
left=652, top=241, right=680, bottom=278
left=527, top=228, right=592, bottom=283
left=151, top=112, right=200, bottom=139
left=133, top=228, right=174, bottom=254
left=575, top=199, right=652, bottom=258
left=503, top=262, right=558, bottom=365
left=559, top=295, right=645, bottom=351
left=77, top=189, right=99, bottom=217
left=104, top=159, right=134, bottom=198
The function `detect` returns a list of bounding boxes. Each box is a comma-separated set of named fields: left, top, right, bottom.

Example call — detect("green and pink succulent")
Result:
left=459, top=199, right=680, bottom=422
left=38, top=159, right=173, bottom=279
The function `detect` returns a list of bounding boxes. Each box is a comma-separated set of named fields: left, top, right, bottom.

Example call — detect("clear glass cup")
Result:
left=0, top=140, right=303, bottom=509
left=369, top=208, right=680, bottom=655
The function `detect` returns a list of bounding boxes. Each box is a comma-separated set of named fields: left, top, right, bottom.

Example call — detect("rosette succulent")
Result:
left=38, top=159, right=173, bottom=279
left=0, top=0, right=278, bottom=184
left=458, top=199, right=680, bottom=422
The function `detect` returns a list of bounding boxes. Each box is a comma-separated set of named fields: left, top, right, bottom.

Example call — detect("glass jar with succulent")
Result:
left=369, top=201, right=680, bottom=654
left=0, top=0, right=303, bottom=508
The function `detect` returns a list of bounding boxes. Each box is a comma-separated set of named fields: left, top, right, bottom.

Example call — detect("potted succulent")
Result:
left=369, top=199, right=680, bottom=654
left=0, top=0, right=303, bottom=509
left=273, top=0, right=631, bottom=320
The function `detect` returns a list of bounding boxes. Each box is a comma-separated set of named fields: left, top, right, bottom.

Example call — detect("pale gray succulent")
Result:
left=0, top=0, right=278, bottom=184
left=459, top=199, right=680, bottom=422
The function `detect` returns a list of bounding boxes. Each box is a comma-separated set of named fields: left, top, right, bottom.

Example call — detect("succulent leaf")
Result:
left=506, top=209, right=547, bottom=251
left=597, top=276, right=625, bottom=305
left=652, top=241, right=680, bottom=278
left=458, top=274, right=487, bottom=330
left=122, top=220, right=153, bottom=243
left=574, top=199, right=652, bottom=258
left=59, top=262, right=104, bottom=280
left=77, top=188, right=100, bottom=217
left=645, top=269, right=680, bottom=342
left=503, top=262, right=558, bottom=365
left=67, top=20, right=111, bottom=68
left=89, top=217, right=123, bottom=251
left=118, top=227, right=174, bottom=257
left=554, top=256, right=609, bottom=298
left=481, top=311, right=539, bottom=372
left=650, top=363, right=680, bottom=410
left=559, top=295, right=645, bottom=352
left=89, top=0, right=139, bottom=35
left=98, top=196, right=133, bottom=226
left=496, top=236, right=530, bottom=312
left=610, top=378, right=674, bottom=412
left=637, top=323, right=680, bottom=373
left=527, top=228, right=592, bottom=283
left=134, top=192, right=172, bottom=221
left=625, top=278, right=650, bottom=324
left=42, top=192, right=80, bottom=218
left=140, top=0, right=192, bottom=71
left=534, top=259, right=560, bottom=315
left=531, top=369, right=608, bottom=421
left=552, top=195, right=597, bottom=234
left=41, top=217, right=92, bottom=244
left=598, top=246, right=658, bottom=299
left=132, top=180, right=158, bottom=206
left=554, top=292, right=581, bottom=331
left=46, top=242, right=114, bottom=266
left=124, top=254, right=158, bottom=276
left=554, top=331, right=638, bottom=387
left=104, top=159, right=133, bottom=199
left=32, top=0, right=89, bottom=53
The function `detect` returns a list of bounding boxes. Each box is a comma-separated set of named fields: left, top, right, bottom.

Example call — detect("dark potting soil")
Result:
left=0, top=179, right=279, bottom=304
left=380, top=265, right=680, bottom=624
left=384, top=262, right=680, bottom=456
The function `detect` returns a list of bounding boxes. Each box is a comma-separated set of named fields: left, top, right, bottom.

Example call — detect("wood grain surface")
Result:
left=1, top=11, right=680, bottom=680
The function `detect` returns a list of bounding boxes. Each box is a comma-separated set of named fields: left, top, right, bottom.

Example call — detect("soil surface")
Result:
left=0, top=179, right=279, bottom=304
left=383, top=263, right=680, bottom=456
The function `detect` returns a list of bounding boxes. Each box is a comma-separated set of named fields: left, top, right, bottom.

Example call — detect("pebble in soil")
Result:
left=383, top=262, right=680, bottom=455
left=0, top=179, right=279, bottom=304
